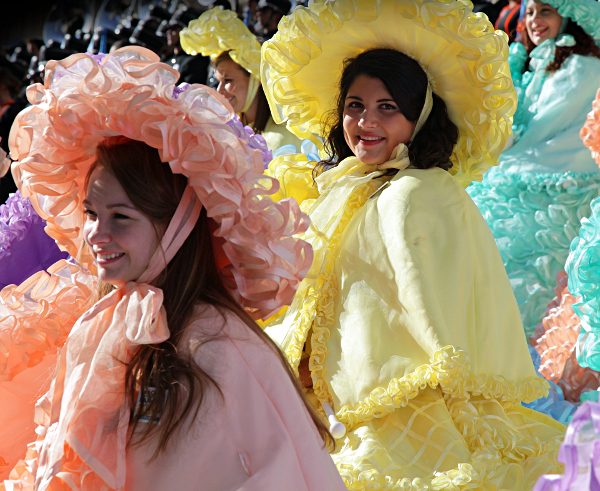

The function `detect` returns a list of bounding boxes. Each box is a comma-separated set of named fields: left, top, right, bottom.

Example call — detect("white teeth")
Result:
left=359, top=136, right=384, bottom=141
left=98, top=253, right=124, bottom=260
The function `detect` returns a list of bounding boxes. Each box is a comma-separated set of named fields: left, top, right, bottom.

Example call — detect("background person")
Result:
left=467, top=0, right=600, bottom=337
left=180, top=7, right=302, bottom=157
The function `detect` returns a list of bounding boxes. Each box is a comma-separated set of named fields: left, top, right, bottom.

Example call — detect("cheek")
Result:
left=82, top=220, right=93, bottom=245
left=342, top=114, right=355, bottom=147
left=549, top=17, right=562, bottom=36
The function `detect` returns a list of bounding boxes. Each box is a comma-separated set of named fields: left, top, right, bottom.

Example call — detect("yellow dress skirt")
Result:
left=265, top=160, right=565, bottom=490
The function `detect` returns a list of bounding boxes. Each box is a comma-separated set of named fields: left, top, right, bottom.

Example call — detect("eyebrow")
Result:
left=346, top=95, right=396, bottom=103
left=82, top=199, right=136, bottom=210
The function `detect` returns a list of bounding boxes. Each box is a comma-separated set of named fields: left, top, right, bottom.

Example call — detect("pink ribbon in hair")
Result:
left=137, top=185, right=203, bottom=284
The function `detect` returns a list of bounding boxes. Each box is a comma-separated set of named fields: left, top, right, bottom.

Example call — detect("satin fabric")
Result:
left=266, top=158, right=565, bottom=489
left=126, top=306, right=346, bottom=491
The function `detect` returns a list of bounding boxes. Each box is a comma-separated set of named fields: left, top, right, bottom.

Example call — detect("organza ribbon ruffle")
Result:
left=180, top=7, right=261, bottom=79
left=260, top=0, right=517, bottom=187
left=581, top=88, right=600, bottom=168
left=2, top=281, right=169, bottom=491
left=9, top=47, right=310, bottom=319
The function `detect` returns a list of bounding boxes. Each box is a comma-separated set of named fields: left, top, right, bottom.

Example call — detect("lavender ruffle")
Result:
left=226, top=114, right=272, bottom=169
left=534, top=400, right=600, bottom=491
left=0, top=191, right=69, bottom=289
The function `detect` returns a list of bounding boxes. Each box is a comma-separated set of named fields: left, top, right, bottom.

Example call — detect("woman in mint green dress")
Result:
left=468, top=0, right=600, bottom=336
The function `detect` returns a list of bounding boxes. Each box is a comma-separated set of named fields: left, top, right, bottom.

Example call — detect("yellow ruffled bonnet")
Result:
left=260, top=0, right=518, bottom=187
left=180, top=7, right=261, bottom=80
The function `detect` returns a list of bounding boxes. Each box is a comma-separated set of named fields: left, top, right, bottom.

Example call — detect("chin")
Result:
left=357, top=153, right=392, bottom=166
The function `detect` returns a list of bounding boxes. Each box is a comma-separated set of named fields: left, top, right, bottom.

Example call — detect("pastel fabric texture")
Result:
left=0, top=192, right=68, bottom=289
left=529, top=272, right=600, bottom=404
left=533, top=401, right=600, bottom=491
left=0, top=261, right=96, bottom=481
left=125, top=306, right=346, bottom=491
left=266, top=161, right=566, bottom=490
left=0, top=48, right=336, bottom=491
left=9, top=47, right=311, bottom=318
left=260, top=0, right=517, bottom=187
left=523, top=345, right=578, bottom=426
left=180, top=7, right=261, bottom=78
left=467, top=40, right=600, bottom=336
left=567, top=197, right=600, bottom=372
left=568, top=88, right=600, bottom=373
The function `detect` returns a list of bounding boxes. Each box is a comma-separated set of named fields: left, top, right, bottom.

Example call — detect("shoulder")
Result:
left=375, top=167, right=482, bottom=240
left=383, top=167, right=466, bottom=206
left=180, top=304, right=279, bottom=380
left=553, top=54, right=600, bottom=81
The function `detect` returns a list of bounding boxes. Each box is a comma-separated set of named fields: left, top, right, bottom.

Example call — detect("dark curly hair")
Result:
left=315, top=48, right=458, bottom=177
left=519, top=17, right=600, bottom=72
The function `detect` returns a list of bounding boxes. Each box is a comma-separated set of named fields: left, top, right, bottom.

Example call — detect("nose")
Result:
left=86, top=218, right=111, bottom=246
left=359, top=107, right=378, bottom=129
left=216, top=81, right=227, bottom=96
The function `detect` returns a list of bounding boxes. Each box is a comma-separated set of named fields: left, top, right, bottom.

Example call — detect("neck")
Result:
left=242, top=93, right=259, bottom=126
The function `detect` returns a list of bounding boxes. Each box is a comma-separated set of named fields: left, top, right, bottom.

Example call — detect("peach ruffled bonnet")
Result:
left=5, top=46, right=312, bottom=491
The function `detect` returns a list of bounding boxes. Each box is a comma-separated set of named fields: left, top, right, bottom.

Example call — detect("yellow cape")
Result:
left=265, top=158, right=565, bottom=490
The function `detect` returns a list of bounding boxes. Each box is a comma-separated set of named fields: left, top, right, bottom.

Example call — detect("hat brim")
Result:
left=180, top=7, right=262, bottom=79
left=261, top=0, right=517, bottom=187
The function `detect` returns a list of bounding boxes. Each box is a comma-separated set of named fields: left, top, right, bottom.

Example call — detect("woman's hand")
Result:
left=298, top=356, right=313, bottom=388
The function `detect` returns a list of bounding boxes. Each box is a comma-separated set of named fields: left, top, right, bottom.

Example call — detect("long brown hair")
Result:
left=85, top=136, right=332, bottom=455
left=214, top=50, right=271, bottom=133
left=315, top=48, right=458, bottom=178
left=519, top=17, right=600, bottom=72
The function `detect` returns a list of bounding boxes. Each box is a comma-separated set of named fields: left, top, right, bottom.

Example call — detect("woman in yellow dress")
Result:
left=262, top=0, right=567, bottom=489
left=179, top=7, right=302, bottom=157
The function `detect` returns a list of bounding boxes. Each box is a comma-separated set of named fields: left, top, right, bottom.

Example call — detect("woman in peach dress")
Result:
left=0, top=47, right=346, bottom=491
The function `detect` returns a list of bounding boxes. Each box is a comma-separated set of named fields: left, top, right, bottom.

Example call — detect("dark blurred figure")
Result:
left=160, top=20, right=210, bottom=84
left=472, top=0, right=509, bottom=27
left=0, top=68, right=27, bottom=203
left=255, top=0, right=291, bottom=40
left=243, top=0, right=259, bottom=34
left=495, top=0, right=521, bottom=43
left=26, top=39, right=44, bottom=59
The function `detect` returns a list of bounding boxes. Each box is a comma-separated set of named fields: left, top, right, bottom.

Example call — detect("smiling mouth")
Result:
left=532, top=27, right=548, bottom=36
left=97, top=252, right=125, bottom=263
left=357, top=135, right=385, bottom=145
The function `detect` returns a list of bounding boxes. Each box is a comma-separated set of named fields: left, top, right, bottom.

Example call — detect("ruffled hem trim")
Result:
left=335, top=397, right=563, bottom=491
left=0, top=259, right=95, bottom=383
left=336, top=345, right=551, bottom=434
left=474, top=168, right=600, bottom=190
left=581, top=88, right=600, bottom=167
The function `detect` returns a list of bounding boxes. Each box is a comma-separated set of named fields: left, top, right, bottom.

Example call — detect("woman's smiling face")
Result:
left=215, top=59, right=250, bottom=113
left=342, top=75, right=416, bottom=166
left=525, top=0, right=563, bottom=46
left=83, top=165, right=161, bottom=287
